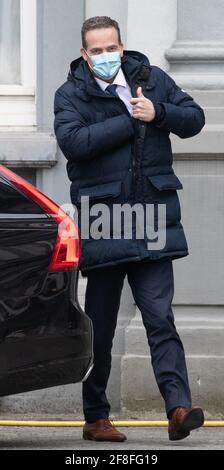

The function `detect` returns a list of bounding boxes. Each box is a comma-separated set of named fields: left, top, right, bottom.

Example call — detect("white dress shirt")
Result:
left=94, top=67, right=133, bottom=116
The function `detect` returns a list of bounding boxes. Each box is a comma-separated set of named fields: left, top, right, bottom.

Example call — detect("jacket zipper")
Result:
left=106, top=90, right=142, bottom=200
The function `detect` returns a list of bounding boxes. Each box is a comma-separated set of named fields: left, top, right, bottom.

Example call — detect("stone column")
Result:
left=165, top=0, right=224, bottom=89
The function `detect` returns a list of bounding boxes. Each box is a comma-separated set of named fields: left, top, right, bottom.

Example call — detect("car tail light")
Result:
left=0, top=165, right=80, bottom=271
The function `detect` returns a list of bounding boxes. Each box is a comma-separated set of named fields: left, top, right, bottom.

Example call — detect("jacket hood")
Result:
left=67, top=50, right=151, bottom=100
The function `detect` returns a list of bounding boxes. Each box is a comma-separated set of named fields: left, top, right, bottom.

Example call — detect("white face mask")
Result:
left=85, top=50, right=121, bottom=80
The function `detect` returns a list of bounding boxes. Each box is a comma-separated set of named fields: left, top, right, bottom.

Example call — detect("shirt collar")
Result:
left=94, top=67, right=128, bottom=91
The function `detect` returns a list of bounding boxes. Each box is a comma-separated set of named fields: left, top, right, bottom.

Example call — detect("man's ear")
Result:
left=80, top=48, right=88, bottom=61
left=120, top=43, right=124, bottom=57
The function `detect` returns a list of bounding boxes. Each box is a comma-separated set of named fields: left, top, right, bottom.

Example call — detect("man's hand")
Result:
left=130, top=86, right=156, bottom=122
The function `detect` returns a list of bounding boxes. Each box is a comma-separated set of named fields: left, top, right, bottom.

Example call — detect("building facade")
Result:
left=0, top=0, right=224, bottom=418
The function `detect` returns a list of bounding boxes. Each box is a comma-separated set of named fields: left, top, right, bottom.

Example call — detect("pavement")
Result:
left=0, top=425, right=224, bottom=450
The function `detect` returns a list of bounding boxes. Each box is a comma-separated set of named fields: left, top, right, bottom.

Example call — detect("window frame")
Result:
left=0, top=0, right=36, bottom=126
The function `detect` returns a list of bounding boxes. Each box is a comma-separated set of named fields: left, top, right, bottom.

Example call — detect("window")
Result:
left=0, top=0, right=36, bottom=126
left=12, top=167, right=36, bottom=185
left=0, top=0, right=20, bottom=85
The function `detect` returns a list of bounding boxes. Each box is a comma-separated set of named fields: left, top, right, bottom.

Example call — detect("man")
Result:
left=54, top=16, right=205, bottom=442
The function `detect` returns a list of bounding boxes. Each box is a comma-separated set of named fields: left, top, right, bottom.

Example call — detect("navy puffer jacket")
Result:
left=54, top=50, right=205, bottom=274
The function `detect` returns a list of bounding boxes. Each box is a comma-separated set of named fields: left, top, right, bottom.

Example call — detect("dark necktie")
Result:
left=106, top=84, right=119, bottom=98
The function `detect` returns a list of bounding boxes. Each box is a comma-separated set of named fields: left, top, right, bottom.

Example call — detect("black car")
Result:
left=0, top=164, right=93, bottom=397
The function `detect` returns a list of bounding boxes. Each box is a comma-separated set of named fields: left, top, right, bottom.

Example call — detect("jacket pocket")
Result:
left=77, top=181, right=122, bottom=203
left=147, top=174, right=183, bottom=224
left=147, top=173, right=183, bottom=191
left=77, top=181, right=122, bottom=239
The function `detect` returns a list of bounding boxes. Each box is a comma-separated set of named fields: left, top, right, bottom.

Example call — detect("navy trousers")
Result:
left=82, top=259, right=192, bottom=421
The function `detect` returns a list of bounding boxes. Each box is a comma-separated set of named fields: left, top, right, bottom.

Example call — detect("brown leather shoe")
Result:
left=168, top=407, right=204, bottom=441
left=83, top=418, right=127, bottom=442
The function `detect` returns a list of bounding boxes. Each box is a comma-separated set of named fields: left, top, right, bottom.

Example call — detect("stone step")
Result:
left=121, top=355, right=224, bottom=416
left=125, top=325, right=224, bottom=355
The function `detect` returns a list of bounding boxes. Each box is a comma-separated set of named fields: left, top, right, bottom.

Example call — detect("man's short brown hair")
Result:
left=81, top=16, right=122, bottom=50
